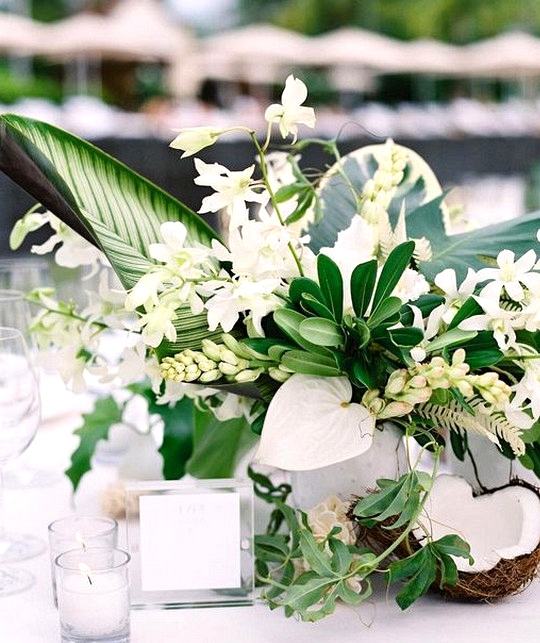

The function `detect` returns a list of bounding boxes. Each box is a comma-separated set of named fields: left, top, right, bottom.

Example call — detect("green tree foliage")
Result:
left=238, top=0, right=540, bottom=43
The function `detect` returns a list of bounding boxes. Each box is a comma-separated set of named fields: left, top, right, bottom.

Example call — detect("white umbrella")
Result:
left=308, top=28, right=406, bottom=72
left=42, top=0, right=196, bottom=63
left=0, top=12, right=47, bottom=55
left=192, top=23, right=313, bottom=83
left=463, top=31, right=540, bottom=77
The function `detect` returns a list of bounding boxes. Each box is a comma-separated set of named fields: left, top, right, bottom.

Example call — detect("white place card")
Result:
left=125, top=479, right=254, bottom=609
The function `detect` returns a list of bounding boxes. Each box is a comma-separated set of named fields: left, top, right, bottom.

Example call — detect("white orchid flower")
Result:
left=255, top=374, right=376, bottom=470
left=264, top=75, right=316, bottom=142
left=477, top=249, right=540, bottom=302
left=201, top=275, right=282, bottom=335
left=194, top=159, right=268, bottom=230
left=458, top=296, right=518, bottom=350
left=169, top=126, right=224, bottom=157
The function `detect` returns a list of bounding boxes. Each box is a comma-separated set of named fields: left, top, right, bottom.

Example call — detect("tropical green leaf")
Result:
left=288, top=277, right=325, bottom=307
left=371, top=241, right=415, bottom=313
left=388, top=327, right=424, bottom=348
left=0, top=114, right=218, bottom=289
left=350, top=259, right=377, bottom=318
left=299, top=529, right=335, bottom=577
left=148, top=395, right=194, bottom=481
left=317, top=253, right=344, bottom=322
left=281, top=349, right=341, bottom=376
left=328, top=538, right=354, bottom=576
left=367, top=296, right=403, bottom=328
left=299, top=293, right=334, bottom=320
left=350, top=358, right=377, bottom=389
left=65, top=396, right=123, bottom=491
left=273, top=308, right=332, bottom=356
left=185, top=407, right=256, bottom=478
left=427, top=327, right=477, bottom=353
left=447, top=296, right=484, bottom=330
left=407, top=203, right=540, bottom=281
left=309, top=144, right=444, bottom=253
left=280, top=572, right=336, bottom=619
left=299, top=317, right=344, bottom=347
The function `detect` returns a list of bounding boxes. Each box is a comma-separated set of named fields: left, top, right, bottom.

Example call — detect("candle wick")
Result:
left=86, top=574, right=93, bottom=586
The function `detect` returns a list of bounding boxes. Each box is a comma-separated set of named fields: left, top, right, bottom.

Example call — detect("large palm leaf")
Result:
left=310, top=142, right=540, bottom=280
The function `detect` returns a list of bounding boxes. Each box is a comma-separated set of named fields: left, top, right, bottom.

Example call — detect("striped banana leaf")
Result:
left=0, top=113, right=226, bottom=351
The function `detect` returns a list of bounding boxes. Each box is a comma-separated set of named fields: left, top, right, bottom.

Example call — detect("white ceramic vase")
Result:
left=289, top=422, right=407, bottom=510
left=447, top=431, right=538, bottom=493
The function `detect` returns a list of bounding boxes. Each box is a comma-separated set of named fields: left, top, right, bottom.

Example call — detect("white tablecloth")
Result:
left=2, top=401, right=540, bottom=643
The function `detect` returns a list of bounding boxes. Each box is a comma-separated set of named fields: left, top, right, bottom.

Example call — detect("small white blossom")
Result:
left=264, top=75, right=315, bottom=142
left=169, top=126, right=224, bottom=157
left=200, top=275, right=282, bottom=335
left=459, top=296, right=518, bottom=350
left=477, top=249, right=540, bottom=302
left=194, top=159, right=268, bottom=230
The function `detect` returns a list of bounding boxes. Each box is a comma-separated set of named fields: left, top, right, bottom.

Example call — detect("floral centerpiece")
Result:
left=3, top=76, right=540, bottom=619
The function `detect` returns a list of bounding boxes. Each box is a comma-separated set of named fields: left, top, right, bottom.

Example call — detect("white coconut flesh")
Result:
left=413, top=475, right=540, bottom=572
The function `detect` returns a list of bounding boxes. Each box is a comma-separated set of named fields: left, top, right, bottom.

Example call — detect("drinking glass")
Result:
left=0, top=289, right=59, bottom=489
left=0, top=326, right=44, bottom=595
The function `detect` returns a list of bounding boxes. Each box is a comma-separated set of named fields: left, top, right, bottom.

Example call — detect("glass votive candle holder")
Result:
left=55, top=547, right=131, bottom=643
left=48, top=516, right=118, bottom=606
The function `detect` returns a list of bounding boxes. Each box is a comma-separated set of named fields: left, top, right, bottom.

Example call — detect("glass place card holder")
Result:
left=125, top=479, right=254, bottom=609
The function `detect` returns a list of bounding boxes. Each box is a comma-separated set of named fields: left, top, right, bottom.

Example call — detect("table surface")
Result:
left=2, top=382, right=540, bottom=643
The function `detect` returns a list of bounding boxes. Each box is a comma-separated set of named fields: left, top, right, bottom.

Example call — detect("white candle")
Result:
left=48, top=515, right=118, bottom=606
left=55, top=548, right=130, bottom=642
left=58, top=571, right=129, bottom=637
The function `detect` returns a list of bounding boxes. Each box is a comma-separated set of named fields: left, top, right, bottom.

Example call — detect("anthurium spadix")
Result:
left=254, top=374, right=376, bottom=470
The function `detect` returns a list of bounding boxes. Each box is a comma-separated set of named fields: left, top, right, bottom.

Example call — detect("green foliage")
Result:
left=267, top=241, right=423, bottom=387
left=0, top=66, right=63, bottom=105
left=185, top=406, right=257, bottom=478
left=389, top=535, right=472, bottom=610
left=146, top=394, right=194, bottom=481
left=251, top=455, right=471, bottom=619
left=240, top=0, right=540, bottom=44
left=65, top=395, right=124, bottom=491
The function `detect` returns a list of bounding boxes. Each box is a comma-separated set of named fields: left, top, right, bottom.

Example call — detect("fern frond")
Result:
left=411, top=236, right=432, bottom=262
left=415, top=397, right=525, bottom=457
left=416, top=399, right=498, bottom=443
left=377, top=212, right=394, bottom=261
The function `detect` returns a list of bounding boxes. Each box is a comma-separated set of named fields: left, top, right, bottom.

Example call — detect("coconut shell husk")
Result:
left=348, top=478, right=540, bottom=602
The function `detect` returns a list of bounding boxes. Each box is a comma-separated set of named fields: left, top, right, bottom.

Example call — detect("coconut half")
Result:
left=354, top=474, right=540, bottom=601
left=416, top=475, right=540, bottom=572
left=413, top=474, right=540, bottom=599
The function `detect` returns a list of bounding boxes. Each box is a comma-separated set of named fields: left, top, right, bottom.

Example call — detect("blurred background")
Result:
left=4, top=0, right=540, bottom=254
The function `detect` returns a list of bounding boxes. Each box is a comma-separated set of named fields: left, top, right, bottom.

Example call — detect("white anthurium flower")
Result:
left=255, top=374, right=376, bottom=470
left=477, top=249, right=540, bottom=302
left=169, top=126, right=224, bottom=157
left=194, top=159, right=268, bottom=230
left=264, top=75, right=316, bottom=142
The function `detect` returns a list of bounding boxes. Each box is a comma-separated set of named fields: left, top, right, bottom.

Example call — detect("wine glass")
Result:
left=0, top=290, right=60, bottom=488
left=0, top=326, right=44, bottom=595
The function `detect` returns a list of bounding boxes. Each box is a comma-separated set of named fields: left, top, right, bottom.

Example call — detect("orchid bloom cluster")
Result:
left=12, top=75, right=540, bottom=479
